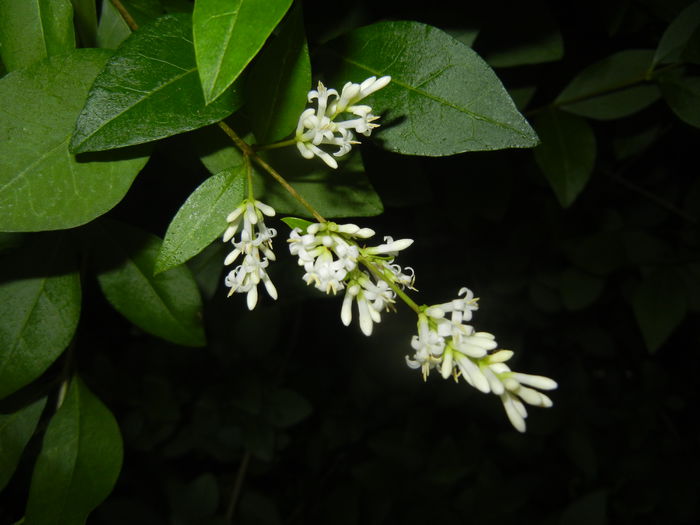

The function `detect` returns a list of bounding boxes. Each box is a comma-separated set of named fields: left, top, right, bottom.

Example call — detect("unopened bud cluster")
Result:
left=406, top=289, right=558, bottom=432
left=288, top=222, right=414, bottom=336
left=222, top=199, right=278, bottom=310
left=295, top=76, right=391, bottom=168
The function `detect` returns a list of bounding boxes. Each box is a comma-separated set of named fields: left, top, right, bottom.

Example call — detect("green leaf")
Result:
left=555, top=50, right=660, bottom=120
left=193, top=0, right=293, bottom=104
left=119, top=0, right=165, bottom=24
left=25, top=377, right=123, bottom=525
left=477, top=2, right=563, bottom=68
left=653, top=1, right=700, bottom=67
left=69, top=0, right=97, bottom=47
left=71, top=14, right=243, bottom=154
left=327, top=21, right=538, bottom=156
left=155, top=164, right=246, bottom=274
left=508, top=85, right=537, bottom=111
left=96, top=0, right=165, bottom=49
left=659, top=75, right=700, bottom=128
left=0, top=0, right=75, bottom=72
left=0, top=397, right=46, bottom=491
left=682, top=25, right=700, bottom=64
left=0, top=234, right=81, bottom=399
left=257, top=149, right=382, bottom=218
left=94, top=221, right=206, bottom=347
left=280, top=217, right=313, bottom=232
left=246, top=4, right=311, bottom=143
left=446, top=28, right=479, bottom=48
left=162, top=0, right=194, bottom=13
left=533, top=110, right=596, bottom=207
left=192, top=123, right=245, bottom=173
left=188, top=241, right=227, bottom=300
left=193, top=126, right=383, bottom=218
left=633, top=268, right=687, bottom=352
left=96, top=0, right=132, bottom=49
left=0, top=49, right=150, bottom=232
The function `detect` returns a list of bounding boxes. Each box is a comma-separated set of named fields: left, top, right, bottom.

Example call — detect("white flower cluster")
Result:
left=288, top=222, right=414, bottom=336
left=295, top=76, right=391, bottom=168
left=406, top=288, right=558, bottom=432
left=223, top=199, right=278, bottom=310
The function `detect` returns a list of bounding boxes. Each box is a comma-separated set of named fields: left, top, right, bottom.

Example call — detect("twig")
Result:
left=225, top=451, right=252, bottom=523
left=110, top=0, right=139, bottom=31
left=606, top=170, right=697, bottom=224
left=217, top=122, right=326, bottom=223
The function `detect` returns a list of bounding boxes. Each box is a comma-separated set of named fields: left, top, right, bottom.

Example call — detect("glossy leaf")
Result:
left=633, top=269, right=687, bottom=353
left=0, top=397, right=46, bottom=491
left=653, top=1, right=700, bottom=66
left=533, top=110, right=596, bottom=207
left=193, top=0, right=292, bottom=103
left=660, top=75, right=700, bottom=128
left=0, top=0, right=75, bottom=72
left=71, top=14, right=243, bottom=153
left=555, top=50, right=660, bottom=120
left=25, top=377, right=123, bottom=525
left=94, top=221, right=206, bottom=347
left=155, top=164, right=246, bottom=274
left=0, top=235, right=81, bottom=399
left=69, top=0, right=97, bottom=47
left=96, top=0, right=132, bottom=49
left=246, top=4, right=311, bottom=143
left=96, top=0, right=165, bottom=49
left=0, top=50, right=150, bottom=232
left=327, top=21, right=538, bottom=156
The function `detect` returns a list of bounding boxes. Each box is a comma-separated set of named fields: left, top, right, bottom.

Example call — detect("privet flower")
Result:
left=406, top=288, right=557, bottom=432
left=295, top=76, right=391, bottom=168
left=288, top=222, right=414, bottom=335
left=223, top=199, right=278, bottom=310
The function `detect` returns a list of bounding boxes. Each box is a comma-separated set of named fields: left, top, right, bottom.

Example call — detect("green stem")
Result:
left=225, top=450, right=251, bottom=523
left=244, top=154, right=255, bottom=201
left=359, top=257, right=422, bottom=315
left=217, top=122, right=326, bottom=223
left=110, top=0, right=139, bottom=31
left=253, top=138, right=297, bottom=152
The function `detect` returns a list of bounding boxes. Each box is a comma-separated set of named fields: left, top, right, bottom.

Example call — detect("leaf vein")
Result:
left=339, top=56, right=530, bottom=137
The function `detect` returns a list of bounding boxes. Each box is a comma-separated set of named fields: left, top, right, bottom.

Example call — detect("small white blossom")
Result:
left=289, top=221, right=413, bottom=335
left=406, top=288, right=557, bottom=432
left=341, top=273, right=396, bottom=336
left=223, top=200, right=278, bottom=309
left=295, top=76, right=391, bottom=168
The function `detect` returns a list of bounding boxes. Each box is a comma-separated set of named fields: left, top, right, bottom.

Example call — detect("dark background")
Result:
left=2, top=0, right=699, bottom=523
